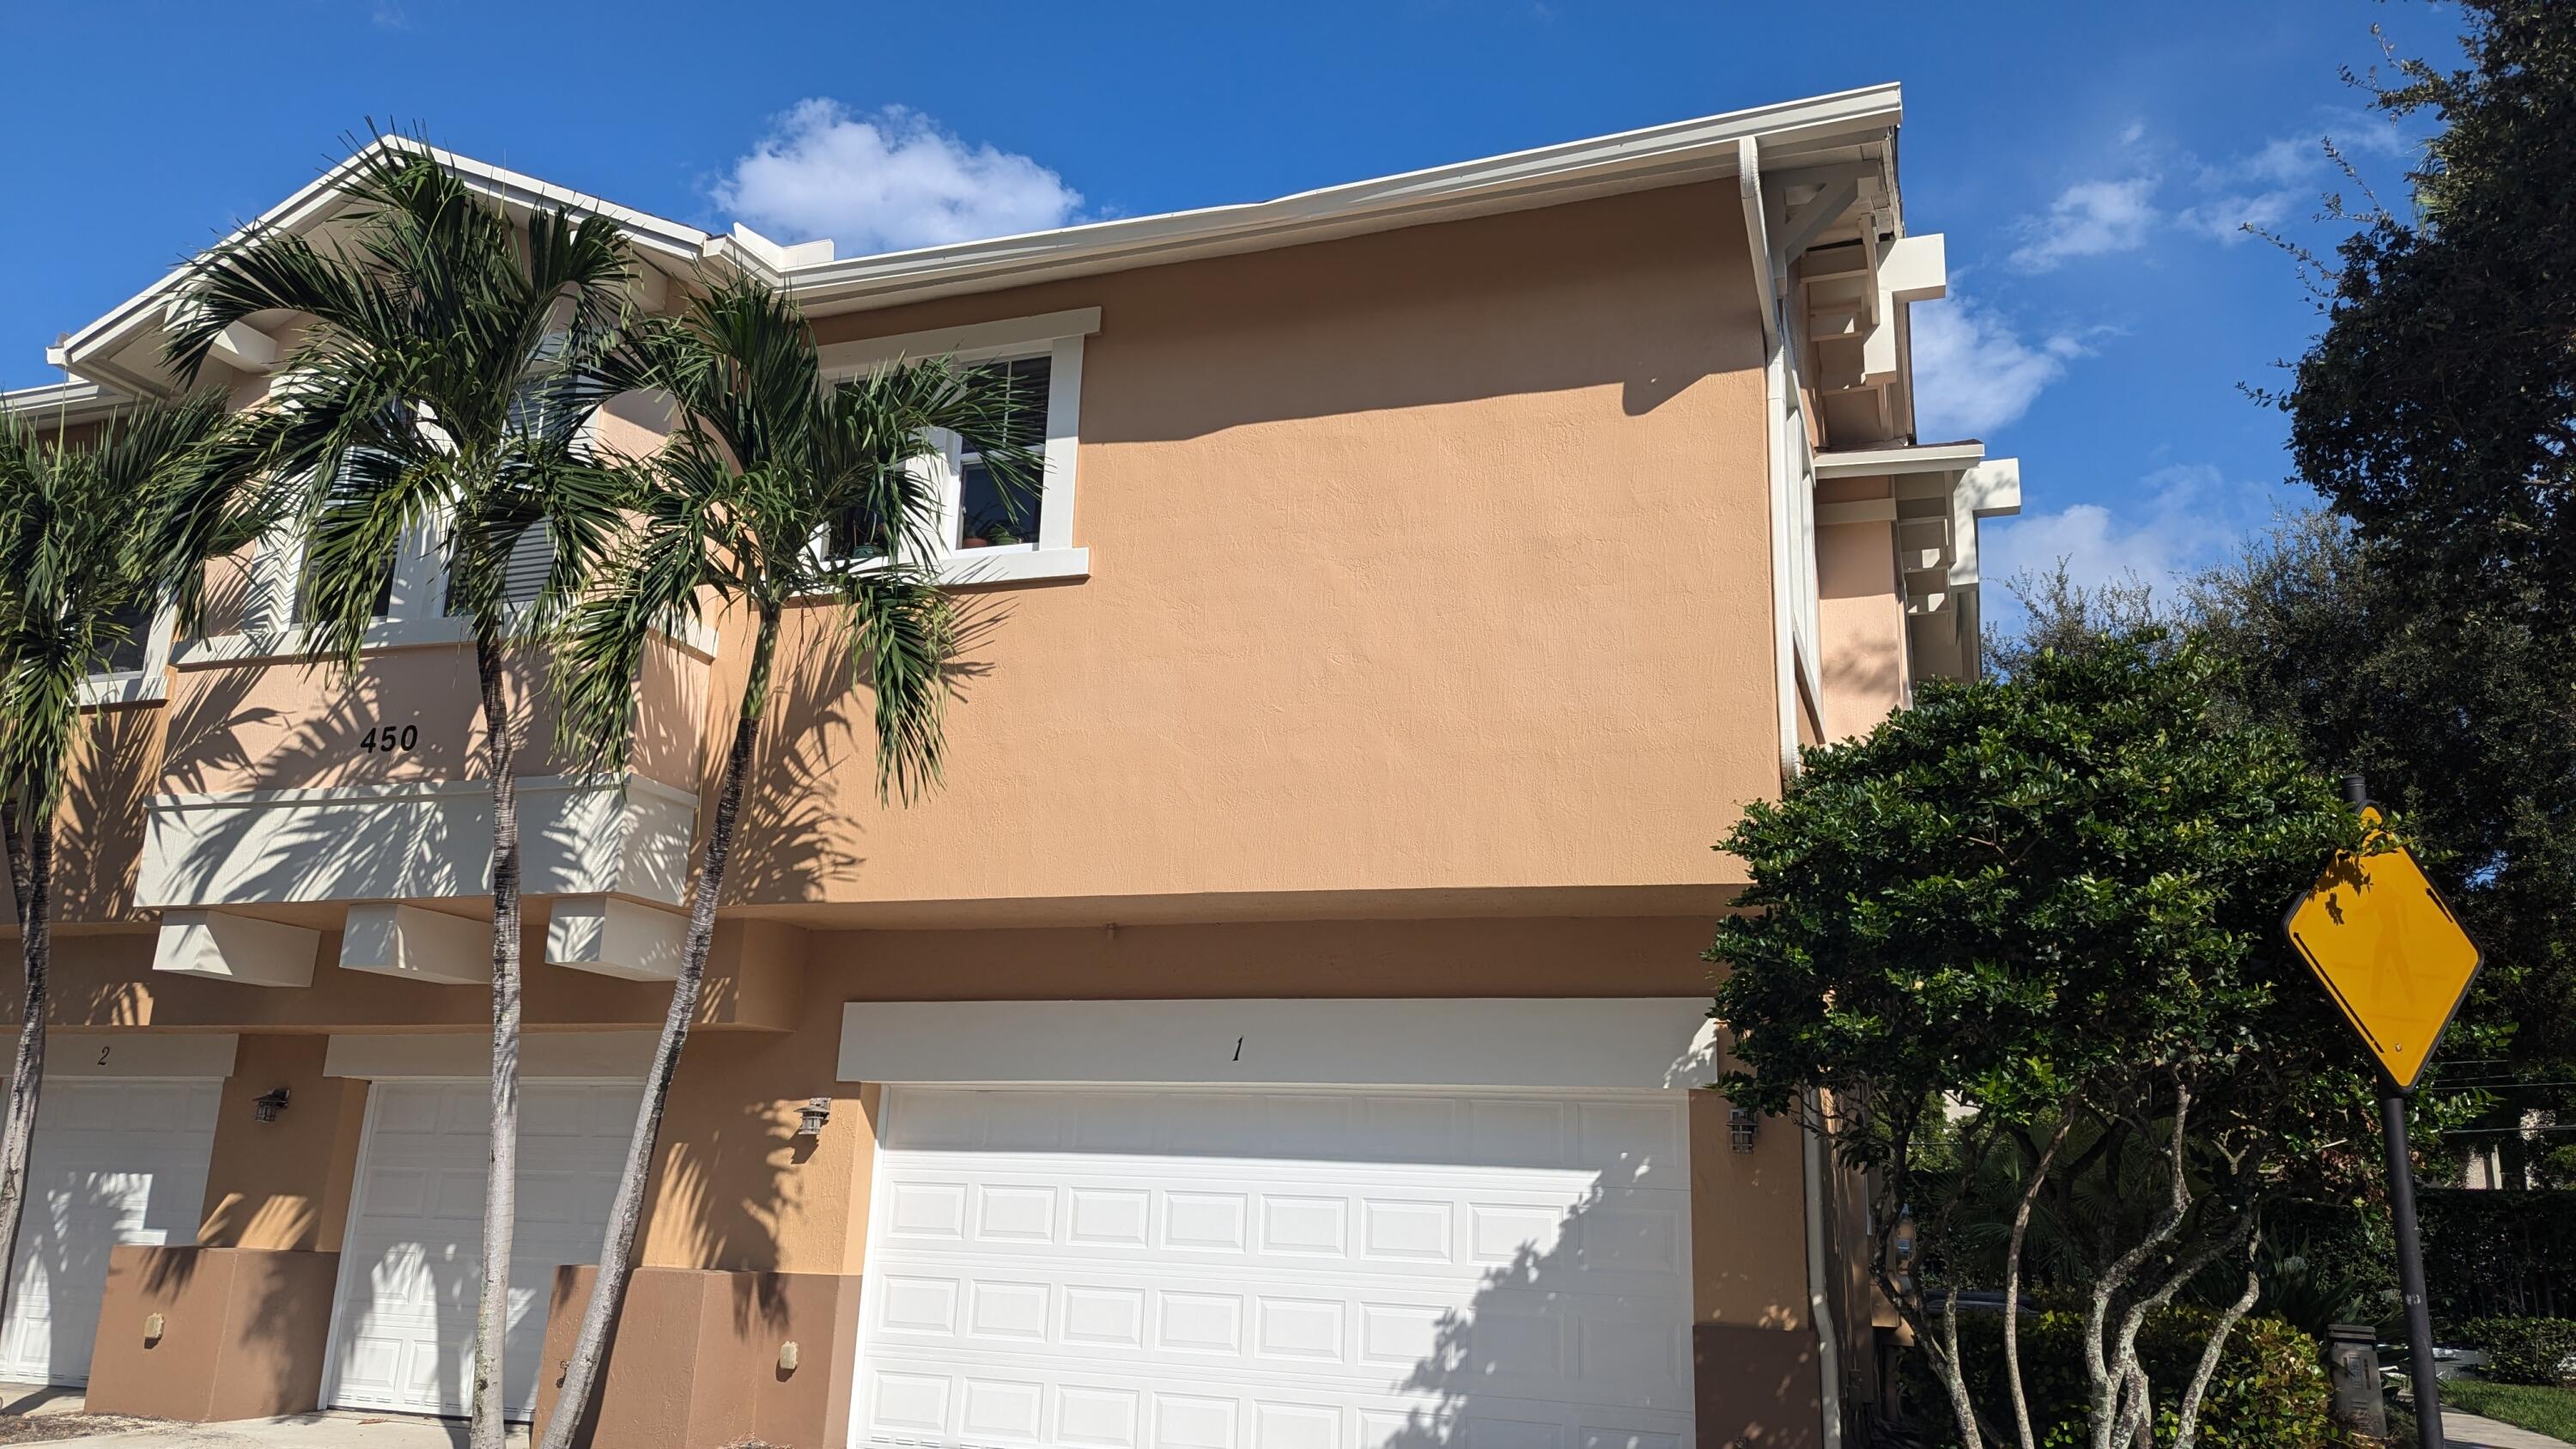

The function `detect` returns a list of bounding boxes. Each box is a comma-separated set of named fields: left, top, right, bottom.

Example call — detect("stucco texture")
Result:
left=703, top=180, right=1777, bottom=921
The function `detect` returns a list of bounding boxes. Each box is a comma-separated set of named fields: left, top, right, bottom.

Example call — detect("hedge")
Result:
left=1897, top=1307, right=2339, bottom=1448
left=2423, top=1189, right=2576, bottom=1321
left=2454, top=1317, right=2576, bottom=1385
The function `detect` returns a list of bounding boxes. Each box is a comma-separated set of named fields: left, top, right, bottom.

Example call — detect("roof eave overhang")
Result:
left=779, top=82, right=1905, bottom=319
left=55, top=137, right=715, bottom=396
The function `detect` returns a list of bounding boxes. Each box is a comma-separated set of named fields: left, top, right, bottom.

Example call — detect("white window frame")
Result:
left=815, top=306, right=1095, bottom=587
left=79, top=602, right=179, bottom=707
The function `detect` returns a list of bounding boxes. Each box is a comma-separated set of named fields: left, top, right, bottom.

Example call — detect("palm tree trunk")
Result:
left=471, top=634, right=525, bottom=1449
left=0, top=819, right=55, bottom=1335
left=539, top=614, right=778, bottom=1449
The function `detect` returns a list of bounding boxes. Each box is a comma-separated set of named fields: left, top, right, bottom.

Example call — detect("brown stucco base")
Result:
left=83, top=1245, right=339, bottom=1422
left=533, top=1265, right=861, bottom=1449
left=1695, top=1322, right=1825, bottom=1449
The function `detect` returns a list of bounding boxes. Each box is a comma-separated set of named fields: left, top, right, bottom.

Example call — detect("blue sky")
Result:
left=3, top=2, right=2456, bottom=619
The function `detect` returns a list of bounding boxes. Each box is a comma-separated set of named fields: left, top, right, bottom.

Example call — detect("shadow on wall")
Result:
left=718, top=589, right=1012, bottom=909
left=39, top=704, right=168, bottom=927
left=627, top=1056, right=805, bottom=1339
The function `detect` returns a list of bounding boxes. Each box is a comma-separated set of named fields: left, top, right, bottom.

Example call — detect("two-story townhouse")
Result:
left=0, top=81, right=2018, bottom=1449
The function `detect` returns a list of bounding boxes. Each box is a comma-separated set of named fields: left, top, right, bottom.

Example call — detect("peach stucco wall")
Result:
left=159, top=636, right=706, bottom=802
left=1818, top=518, right=1908, bottom=741
left=707, top=181, right=1778, bottom=917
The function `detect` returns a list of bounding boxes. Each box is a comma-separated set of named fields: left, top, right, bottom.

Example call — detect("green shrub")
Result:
left=1897, top=1308, right=2339, bottom=1448
left=2456, top=1317, right=2576, bottom=1385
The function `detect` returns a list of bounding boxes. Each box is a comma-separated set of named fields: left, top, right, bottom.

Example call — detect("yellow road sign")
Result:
left=2283, top=811, right=2482, bottom=1090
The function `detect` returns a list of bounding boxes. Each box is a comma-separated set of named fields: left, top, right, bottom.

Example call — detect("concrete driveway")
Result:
left=76, top=1416, right=524, bottom=1448
left=0, top=1389, right=524, bottom=1449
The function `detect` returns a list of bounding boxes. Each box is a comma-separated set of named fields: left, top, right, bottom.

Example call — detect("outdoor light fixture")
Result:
left=1728, top=1105, right=1758, bottom=1154
left=796, top=1097, right=832, bottom=1137
left=252, top=1087, right=291, bottom=1123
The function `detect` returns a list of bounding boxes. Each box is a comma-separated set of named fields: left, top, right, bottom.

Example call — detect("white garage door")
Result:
left=0, top=1079, right=222, bottom=1387
left=325, top=1081, right=640, bottom=1420
left=855, top=1086, right=1694, bottom=1449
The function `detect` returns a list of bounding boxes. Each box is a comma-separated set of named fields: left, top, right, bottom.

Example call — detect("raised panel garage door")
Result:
left=856, top=1086, right=1694, bottom=1449
left=0, top=1079, right=222, bottom=1387
left=325, top=1081, right=640, bottom=1420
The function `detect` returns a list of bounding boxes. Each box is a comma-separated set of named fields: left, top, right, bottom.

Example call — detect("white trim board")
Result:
left=0, top=1033, right=240, bottom=1081
left=837, top=997, right=1721, bottom=1091
left=137, top=773, right=699, bottom=910
left=321, top=1031, right=657, bottom=1081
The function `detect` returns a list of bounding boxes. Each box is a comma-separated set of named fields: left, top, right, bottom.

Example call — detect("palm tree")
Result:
left=0, top=392, right=254, bottom=1334
left=166, top=142, right=633, bottom=1449
left=537, top=276, right=1037, bottom=1448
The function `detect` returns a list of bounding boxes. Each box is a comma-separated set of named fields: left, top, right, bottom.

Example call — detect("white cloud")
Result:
left=1983, top=463, right=2290, bottom=602
left=714, top=100, right=1082, bottom=256
left=2008, top=177, right=2159, bottom=271
left=1910, top=295, right=2088, bottom=438
left=2176, top=189, right=2296, bottom=243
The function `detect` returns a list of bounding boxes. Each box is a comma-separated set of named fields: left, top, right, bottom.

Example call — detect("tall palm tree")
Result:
left=0, top=392, right=254, bottom=1333
left=538, top=276, right=1037, bottom=1448
left=166, top=142, right=632, bottom=1449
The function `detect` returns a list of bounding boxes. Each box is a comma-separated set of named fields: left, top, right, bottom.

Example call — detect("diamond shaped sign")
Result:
left=2282, top=811, right=2482, bottom=1090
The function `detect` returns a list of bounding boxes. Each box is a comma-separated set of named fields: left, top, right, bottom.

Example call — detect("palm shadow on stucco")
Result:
left=716, top=588, right=1012, bottom=910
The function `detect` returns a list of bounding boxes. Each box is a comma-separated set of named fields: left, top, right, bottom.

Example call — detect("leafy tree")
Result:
left=167, top=143, right=633, bottom=1449
left=535, top=276, right=1037, bottom=1449
left=2284, top=0, right=2576, bottom=623
left=0, top=394, right=259, bottom=1339
left=1710, top=637, right=2374, bottom=1449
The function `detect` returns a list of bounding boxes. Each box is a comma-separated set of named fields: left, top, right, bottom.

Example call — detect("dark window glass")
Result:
left=957, top=356, right=1049, bottom=550
left=99, top=602, right=153, bottom=674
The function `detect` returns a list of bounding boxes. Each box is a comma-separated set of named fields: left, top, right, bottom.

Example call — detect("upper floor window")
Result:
left=81, top=598, right=175, bottom=706
left=953, top=355, right=1050, bottom=551
left=815, top=307, right=1096, bottom=587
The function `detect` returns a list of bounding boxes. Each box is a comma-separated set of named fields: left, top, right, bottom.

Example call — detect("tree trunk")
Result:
left=538, top=613, right=779, bottom=1449
left=1937, top=1285, right=1987, bottom=1449
left=0, top=822, right=53, bottom=1334
left=2005, top=1116, right=2075, bottom=1449
left=2171, top=1261, right=2261, bottom=1449
left=470, top=635, right=525, bottom=1449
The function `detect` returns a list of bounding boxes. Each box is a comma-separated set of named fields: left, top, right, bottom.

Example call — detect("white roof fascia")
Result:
left=57, top=136, right=713, bottom=389
left=1, top=379, right=128, bottom=425
left=779, top=83, right=1904, bottom=315
left=1814, top=440, right=1984, bottom=478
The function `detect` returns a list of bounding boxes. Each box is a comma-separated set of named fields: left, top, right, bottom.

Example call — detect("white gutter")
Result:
left=1741, top=131, right=1846, bottom=1449
left=781, top=84, right=1903, bottom=315
left=1804, top=1093, right=1848, bottom=1449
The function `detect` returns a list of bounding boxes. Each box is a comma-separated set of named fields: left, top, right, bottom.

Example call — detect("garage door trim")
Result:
left=317, top=1070, right=645, bottom=1420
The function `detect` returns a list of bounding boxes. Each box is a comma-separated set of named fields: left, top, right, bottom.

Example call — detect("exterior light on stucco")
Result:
left=252, top=1087, right=291, bottom=1123
left=777, top=1340, right=800, bottom=1374
left=796, top=1097, right=831, bottom=1137
left=1728, top=1104, right=1758, bottom=1154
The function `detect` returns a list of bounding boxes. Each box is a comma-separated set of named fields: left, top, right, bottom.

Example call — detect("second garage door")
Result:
left=0, top=1079, right=221, bottom=1387
left=854, top=1085, right=1695, bottom=1449
left=325, top=1081, right=640, bottom=1421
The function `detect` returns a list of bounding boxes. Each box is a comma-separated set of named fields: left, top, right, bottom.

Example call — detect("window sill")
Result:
left=79, top=672, right=168, bottom=709
left=171, top=611, right=723, bottom=668
left=939, top=545, right=1089, bottom=588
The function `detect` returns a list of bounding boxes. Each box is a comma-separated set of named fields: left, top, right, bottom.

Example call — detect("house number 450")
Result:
left=358, top=723, right=420, bottom=753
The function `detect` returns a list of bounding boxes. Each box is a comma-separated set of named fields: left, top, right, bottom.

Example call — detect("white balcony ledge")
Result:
left=136, top=774, right=698, bottom=911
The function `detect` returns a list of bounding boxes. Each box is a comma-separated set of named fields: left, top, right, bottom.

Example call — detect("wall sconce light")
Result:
left=252, top=1087, right=291, bottom=1124
left=796, top=1097, right=832, bottom=1137
left=1728, top=1105, right=1759, bottom=1154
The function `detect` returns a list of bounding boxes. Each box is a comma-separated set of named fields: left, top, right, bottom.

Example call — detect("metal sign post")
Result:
left=2282, top=772, right=2483, bottom=1447
left=2379, top=1080, right=2445, bottom=1449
